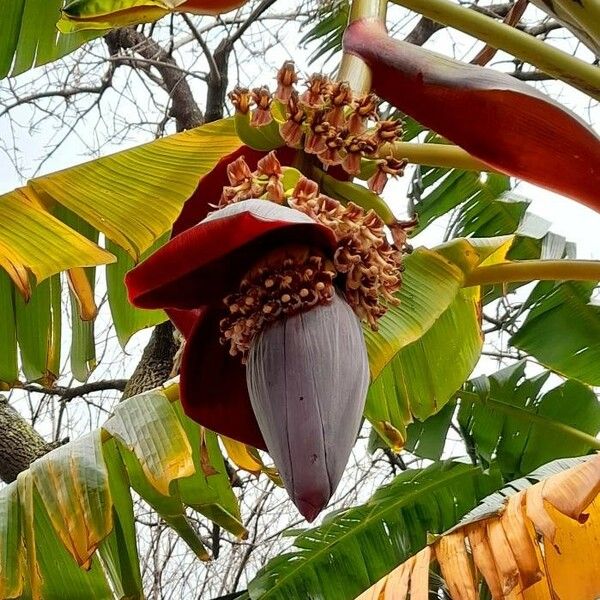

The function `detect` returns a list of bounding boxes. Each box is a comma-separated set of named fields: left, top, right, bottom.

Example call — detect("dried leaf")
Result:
left=435, top=531, right=477, bottom=600
left=501, top=491, right=543, bottom=589
left=410, top=547, right=431, bottom=600
left=466, top=522, right=504, bottom=600
left=487, top=518, right=520, bottom=594
left=542, top=453, right=600, bottom=522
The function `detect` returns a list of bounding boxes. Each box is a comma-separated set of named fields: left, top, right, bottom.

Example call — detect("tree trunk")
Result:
left=0, top=396, right=62, bottom=483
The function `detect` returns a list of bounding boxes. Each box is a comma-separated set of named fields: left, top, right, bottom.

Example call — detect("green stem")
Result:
left=458, top=390, right=600, bottom=450
left=390, top=0, right=600, bottom=101
left=387, top=141, right=495, bottom=172
left=338, top=0, right=388, bottom=93
left=464, top=260, right=600, bottom=287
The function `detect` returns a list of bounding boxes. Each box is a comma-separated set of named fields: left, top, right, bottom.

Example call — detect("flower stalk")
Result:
left=390, top=0, right=600, bottom=101
left=464, top=259, right=600, bottom=288
left=370, top=142, right=495, bottom=174
left=338, top=0, right=388, bottom=94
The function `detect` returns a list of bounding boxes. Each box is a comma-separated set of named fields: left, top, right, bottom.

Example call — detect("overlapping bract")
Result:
left=126, top=190, right=373, bottom=519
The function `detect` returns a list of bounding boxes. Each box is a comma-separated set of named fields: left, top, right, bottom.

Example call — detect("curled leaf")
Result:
left=343, top=19, right=600, bottom=212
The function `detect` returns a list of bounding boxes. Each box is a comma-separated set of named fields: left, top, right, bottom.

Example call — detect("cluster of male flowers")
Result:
left=221, top=62, right=411, bottom=359
left=127, top=62, right=414, bottom=521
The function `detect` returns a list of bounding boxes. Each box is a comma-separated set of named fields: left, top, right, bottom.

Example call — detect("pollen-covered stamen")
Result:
left=289, top=178, right=408, bottom=330
left=229, top=86, right=251, bottom=115
left=276, top=61, right=299, bottom=102
left=347, top=93, right=379, bottom=134
left=368, top=155, right=408, bottom=194
left=220, top=245, right=336, bottom=359
left=251, top=87, right=273, bottom=127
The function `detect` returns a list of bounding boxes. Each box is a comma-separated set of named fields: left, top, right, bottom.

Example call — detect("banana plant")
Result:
left=1, top=0, right=600, bottom=597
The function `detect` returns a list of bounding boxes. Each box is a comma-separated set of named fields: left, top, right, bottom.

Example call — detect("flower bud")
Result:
left=246, top=290, right=369, bottom=521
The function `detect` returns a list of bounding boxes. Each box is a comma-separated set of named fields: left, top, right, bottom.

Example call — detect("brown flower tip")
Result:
left=300, top=73, right=331, bottom=107
left=256, top=151, right=285, bottom=203
left=229, top=86, right=251, bottom=115
left=251, top=86, right=273, bottom=127
left=326, top=81, right=353, bottom=128
left=280, top=90, right=306, bottom=147
left=220, top=245, right=336, bottom=359
left=367, top=155, right=408, bottom=194
left=304, top=110, right=332, bottom=155
left=372, top=120, right=404, bottom=145
left=218, top=154, right=285, bottom=207
left=343, top=135, right=377, bottom=176
left=347, top=93, right=379, bottom=134
left=289, top=177, right=407, bottom=329
left=275, top=61, right=299, bottom=102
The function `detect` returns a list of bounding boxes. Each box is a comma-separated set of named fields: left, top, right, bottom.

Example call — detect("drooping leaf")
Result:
left=172, top=403, right=246, bottom=538
left=364, top=237, right=514, bottom=446
left=56, top=205, right=100, bottom=381
left=14, top=275, right=61, bottom=384
left=248, top=461, right=502, bottom=600
left=106, top=238, right=167, bottom=349
left=0, top=188, right=113, bottom=296
left=30, top=118, right=242, bottom=261
left=0, top=386, right=242, bottom=597
left=103, top=390, right=195, bottom=496
left=343, top=19, right=600, bottom=212
left=0, top=271, right=18, bottom=388
left=364, top=247, right=466, bottom=380
left=98, top=438, right=143, bottom=599
left=0, top=482, right=24, bottom=599
left=30, top=431, right=112, bottom=569
left=367, top=288, right=481, bottom=448
left=510, top=281, right=600, bottom=386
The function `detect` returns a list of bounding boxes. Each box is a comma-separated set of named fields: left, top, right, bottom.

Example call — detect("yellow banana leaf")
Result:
left=58, top=0, right=248, bottom=32
left=0, top=386, right=244, bottom=598
left=355, top=454, right=600, bottom=600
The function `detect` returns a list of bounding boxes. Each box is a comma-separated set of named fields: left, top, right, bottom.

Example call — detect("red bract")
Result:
left=127, top=199, right=337, bottom=450
left=343, top=19, right=600, bottom=212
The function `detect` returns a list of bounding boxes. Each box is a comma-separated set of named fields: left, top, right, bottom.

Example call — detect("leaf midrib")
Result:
left=257, top=464, right=480, bottom=599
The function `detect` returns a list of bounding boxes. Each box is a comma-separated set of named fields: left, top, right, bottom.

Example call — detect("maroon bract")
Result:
left=127, top=200, right=337, bottom=442
left=343, top=18, right=600, bottom=212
